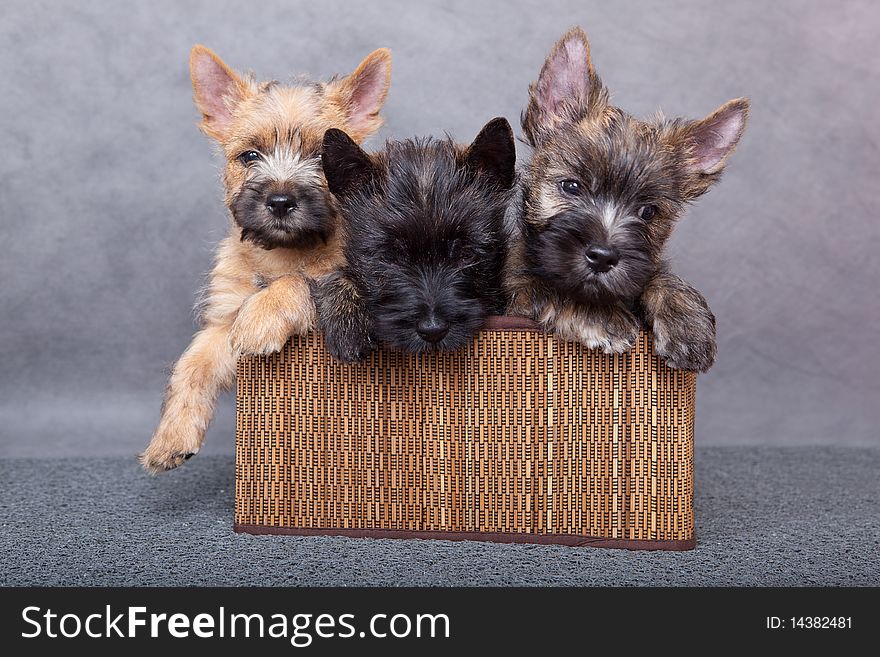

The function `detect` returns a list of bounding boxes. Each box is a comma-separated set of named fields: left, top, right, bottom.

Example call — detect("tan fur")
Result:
left=141, top=46, right=391, bottom=474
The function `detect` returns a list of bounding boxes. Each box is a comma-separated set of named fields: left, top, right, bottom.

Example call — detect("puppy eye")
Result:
left=238, top=150, right=262, bottom=166
left=638, top=205, right=657, bottom=221
left=560, top=180, right=583, bottom=195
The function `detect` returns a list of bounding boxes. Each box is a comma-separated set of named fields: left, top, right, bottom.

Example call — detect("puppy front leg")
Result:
left=550, top=302, right=640, bottom=354
left=502, top=241, right=542, bottom=319
left=311, top=271, right=375, bottom=362
left=505, top=280, right=543, bottom=319
left=640, top=269, right=716, bottom=372
left=140, top=320, right=237, bottom=473
left=228, top=274, right=316, bottom=355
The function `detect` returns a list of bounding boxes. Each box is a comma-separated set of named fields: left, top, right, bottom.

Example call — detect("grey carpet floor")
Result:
left=1, top=447, right=877, bottom=586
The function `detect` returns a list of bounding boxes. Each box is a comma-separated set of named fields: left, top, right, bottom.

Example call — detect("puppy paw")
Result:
left=584, top=329, right=637, bottom=354
left=311, top=272, right=375, bottom=363
left=554, top=304, right=639, bottom=354
left=139, top=433, right=200, bottom=475
left=229, top=291, right=291, bottom=355
left=652, top=312, right=716, bottom=372
left=324, top=324, right=376, bottom=363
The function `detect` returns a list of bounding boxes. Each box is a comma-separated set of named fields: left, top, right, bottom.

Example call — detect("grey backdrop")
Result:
left=1, top=0, right=877, bottom=458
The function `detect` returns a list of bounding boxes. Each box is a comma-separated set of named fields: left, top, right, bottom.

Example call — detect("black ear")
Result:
left=321, top=128, right=376, bottom=197
left=464, top=117, right=516, bottom=189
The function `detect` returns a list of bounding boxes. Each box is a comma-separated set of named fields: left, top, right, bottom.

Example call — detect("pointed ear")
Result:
left=464, top=117, right=516, bottom=189
left=327, top=48, right=392, bottom=142
left=189, top=45, right=250, bottom=140
left=522, top=27, right=606, bottom=143
left=681, top=98, right=750, bottom=175
left=321, top=128, right=377, bottom=197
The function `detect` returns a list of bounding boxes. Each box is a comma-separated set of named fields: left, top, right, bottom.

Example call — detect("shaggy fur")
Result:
left=140, top=45, right=392, bottom=473
left=314, top=118, right=516, bottom=361
left=506, top=27, right=748, bottom=371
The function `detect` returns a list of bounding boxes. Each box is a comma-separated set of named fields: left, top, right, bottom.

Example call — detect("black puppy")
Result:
left=314, top=118, right=516, bottom=361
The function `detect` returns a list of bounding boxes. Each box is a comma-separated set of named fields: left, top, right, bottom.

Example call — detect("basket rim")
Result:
left=482, top=315, right=542, bottom=332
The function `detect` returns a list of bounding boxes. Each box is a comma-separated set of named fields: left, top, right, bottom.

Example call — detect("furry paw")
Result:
left=652, top=311, right=716, bottom=372
left=229, top=291, right=291, bottom=355
left=139, top=434, right=200, bottom=475
left=583, top=329, right=637, bottom=354
left=311, top=272, right=375, bottom=362
left=554, top=304, right=639, bottom=354
left=639, top=270, right=717, bottom=372
left=324, top=324, right=376, bottom=363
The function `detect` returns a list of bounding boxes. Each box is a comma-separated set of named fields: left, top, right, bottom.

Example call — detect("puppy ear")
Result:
left=189, top=45, right=250, bottom=140
left=522, top=27, right=606, bottom=143
left=464, top=117, right=517, bottom=189
left=321, top=128, right=377, bottom=197
left=328, top=48, right=393, bottom=142
left=683, top=98, right=750, bottom=174
left=669, top=97, right=750, bottom=197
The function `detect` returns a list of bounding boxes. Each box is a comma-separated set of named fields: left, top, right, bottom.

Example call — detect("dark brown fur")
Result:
left=506, top=27, right=748, bottom=371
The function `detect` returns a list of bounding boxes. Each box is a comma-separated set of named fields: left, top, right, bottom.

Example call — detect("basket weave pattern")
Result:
left=235, top=321, right=696, bottom=549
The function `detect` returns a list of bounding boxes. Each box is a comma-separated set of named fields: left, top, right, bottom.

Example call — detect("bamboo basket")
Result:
left=234, top=316, right=696, bottom=550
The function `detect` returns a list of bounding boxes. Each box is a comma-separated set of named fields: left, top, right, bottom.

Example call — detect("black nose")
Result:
left=416, top=317, right=449, bottom=344
left=585, top=245, right=619, bottom=273
left=265, top=194, right=297, bottom=218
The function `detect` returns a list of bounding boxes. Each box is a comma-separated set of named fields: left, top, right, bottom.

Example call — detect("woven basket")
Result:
left=234, top=316, right=696, bottom=550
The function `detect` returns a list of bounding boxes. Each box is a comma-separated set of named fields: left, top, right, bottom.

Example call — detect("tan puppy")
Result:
left=140, top=46, right=392, bottom=473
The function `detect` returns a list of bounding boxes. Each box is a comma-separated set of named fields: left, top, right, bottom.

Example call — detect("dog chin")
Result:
left=377, top=320, right=481, bottom=355
left=560, top=275, right=629, bottom=305
left=239, top=223, right=329, bottom=250
left=407, top=338, right=447, bottom=354
left=390, top=333, right=467, bottom=355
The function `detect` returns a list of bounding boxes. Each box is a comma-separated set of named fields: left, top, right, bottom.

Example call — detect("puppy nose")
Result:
left=265, top=194, right=297, bottom=218
left=586, top=245, right=619, bottom=273
left=416, top=317, right=449, bottom=343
